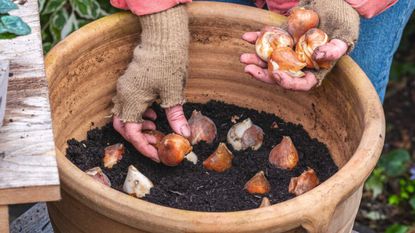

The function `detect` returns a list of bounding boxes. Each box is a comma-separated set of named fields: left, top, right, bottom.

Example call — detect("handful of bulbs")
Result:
left=256, top=8, right=330, bottom=78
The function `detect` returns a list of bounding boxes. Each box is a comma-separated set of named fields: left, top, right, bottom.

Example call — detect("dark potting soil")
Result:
left=66, top=101, right=338, bottom=212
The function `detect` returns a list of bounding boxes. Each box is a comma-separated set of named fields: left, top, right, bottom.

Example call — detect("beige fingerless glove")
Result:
left=299, top=0, right=360, bottom=85
left=112, top=5, right=189, bottom=123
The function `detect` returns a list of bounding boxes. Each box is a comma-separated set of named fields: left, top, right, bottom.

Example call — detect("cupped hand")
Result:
left=241, top=31, right=318, bottom=91
left=113, top=105, right=190, bottom=162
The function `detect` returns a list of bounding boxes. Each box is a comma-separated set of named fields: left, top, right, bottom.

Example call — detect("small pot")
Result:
left=45, top=2, right=385, bottom=233
left=0, top=60, right=9, bottom=127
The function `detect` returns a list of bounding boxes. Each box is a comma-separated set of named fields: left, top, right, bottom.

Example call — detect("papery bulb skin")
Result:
left=296, top=28, right=330, bottom=69
left=103, top=143, right=125, bottom=169
left=227, top=118, right=264, bottom=151
left=158, top=134, right=192, bottom=166
left=268, top=47, right=306, bottom=78
left=143, top=130, right=165, bottom=148
left=288, top=168, right=320, bottom=196
left=188, top=110, right=217, bottom=145
left=256, top=26, right=295, bottom=61
left=123, top=165, right=154, bottom=198
left=259, top=197, right=271, bottom=208
left=203, top=143, right=234, bottom=172
left=85, top=167, right=111, bottom=187
left=288, top=7, right=320, bottom=43
left=245, top=171, right=271, bottom=194
left=269, top=136, right=299, bottom=170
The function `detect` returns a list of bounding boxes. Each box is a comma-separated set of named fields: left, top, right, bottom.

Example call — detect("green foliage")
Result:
left=385, top=224, right=410, bottom=233
left=40, top=0, right=119, bottom=53
left=379, top=149, right=411, bottom=177
left=0, top=0, right=31, bottom=38
left=365, top=167, right=386, bottom=199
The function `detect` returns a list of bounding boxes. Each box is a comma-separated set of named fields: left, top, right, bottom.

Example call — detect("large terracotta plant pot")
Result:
left=45, top=2, right=385, bottom=233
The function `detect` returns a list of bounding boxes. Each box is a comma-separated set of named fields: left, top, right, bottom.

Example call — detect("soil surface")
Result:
left=66, top=101, right=338, bottom=211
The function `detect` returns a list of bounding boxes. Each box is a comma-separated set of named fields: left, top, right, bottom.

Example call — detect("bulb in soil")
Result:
left=245, top=171, right=271, bottom=194
left=268, top=47, right=306, bottom=78
left=227, top=118, right=264, bottom=151
left=288, top=7, right=320, bottom=43
left=103, top=143, right=125, bottom=169
left=269, top=136, right=299, bottom=170
left=85, top=167, right=111, bottom=187
left=185, top=151, right=198, bottom=165
left=123, top=165, right=154, bottom=198
left=158, top=134, right=192, bottom=166
left=203, top=143, right=234, bottom=172
left=143, top=130, right=165, bottom=148
left=188, top=110, right=217, bottom=145
left=288, top=168, right=320, bottom=196
left=295, top=28, right=330, bottom=70
left=256, top=26, right=295, bottom=61
left=259, top=197, right=271, bottom=208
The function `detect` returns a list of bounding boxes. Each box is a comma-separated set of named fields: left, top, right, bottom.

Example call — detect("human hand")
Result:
left=241, top=32, right=347, bottom=90
left=345, top=0, right=398, bottom=18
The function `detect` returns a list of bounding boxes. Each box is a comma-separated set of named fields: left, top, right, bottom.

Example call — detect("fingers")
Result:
left=143, top=108, right=157, bottom=120
left=240, top=53, right=267, bottom=68
left=113, top=116, right=159, bottom=162
left=165, top=105, right=191, bottom=138
left=244, top=64, right=276, bottom=84
left=313, top=39, right=348, bottom=62
left=142, top=120, right=156, bottom=131
left=124, top=123, right=159, bottom=162
left=273, top=71, right=318, bottom=91
left=242, top=31, right=261, bottom=44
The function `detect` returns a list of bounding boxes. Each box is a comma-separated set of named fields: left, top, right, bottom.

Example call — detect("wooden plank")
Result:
left=0, top=0, right=60, bottom=205
left=0, top=186, right=60, bottom=206
left=10, top=203, right=53, bottom=233
left=0, top=78, right=59, bottom=191
left=0, top=0, right=45, bottom=79
left=0, top=60, right=9, bottom=127
left=0, top=205, right=9, bottom=233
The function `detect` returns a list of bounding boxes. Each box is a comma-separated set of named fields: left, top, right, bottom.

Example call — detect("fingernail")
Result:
left=180, top=125, right=191, bottom=138
left=151, top=156, right=160, bottom=163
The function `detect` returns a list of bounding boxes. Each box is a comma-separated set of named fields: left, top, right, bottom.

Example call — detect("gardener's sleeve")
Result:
left=110, top=0, right=193, bottom=16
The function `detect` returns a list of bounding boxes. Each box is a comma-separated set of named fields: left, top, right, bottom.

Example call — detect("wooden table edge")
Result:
left=0, top=185, right=61, bottom=206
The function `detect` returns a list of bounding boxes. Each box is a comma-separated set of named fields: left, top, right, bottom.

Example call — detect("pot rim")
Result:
left=46, top=2, right=385, bottom=232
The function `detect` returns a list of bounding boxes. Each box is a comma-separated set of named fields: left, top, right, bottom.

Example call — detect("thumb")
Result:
left=165, top=105, right=191, bottom=138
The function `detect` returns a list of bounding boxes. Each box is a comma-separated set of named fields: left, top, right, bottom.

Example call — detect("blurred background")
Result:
left=11, top=1, right=415, bottom=233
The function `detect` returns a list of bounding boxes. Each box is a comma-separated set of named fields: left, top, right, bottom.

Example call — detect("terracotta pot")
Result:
left=45, top=2, right=385, bottom=233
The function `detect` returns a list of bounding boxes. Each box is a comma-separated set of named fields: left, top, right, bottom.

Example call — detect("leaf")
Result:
left=61, top=11, right=77, bottom=38
left=0, top=0, right=18, bottom=14
left=365, top=168, right=386, bottom=199
left=89, top=0, right=101, bottom=19
left=38, top=0, right=46, bottom=12
left=388, top=194, right=400, bottom=205
left=410, top=196, right=415, bottom=210
left=70, top=0, right=93, bottom=19
left=0, top=15, right=31, bottom=36
left=43, top=0, right=66, bottom=14
left=49, top=8, right=68, bottom=42
left=379, top=149, right=411, bottom=177
left=43, top=42, right=52, bottom=53
left=0, top=32, right=17, bottom=39
left=385, top=224, right=409, bottom=233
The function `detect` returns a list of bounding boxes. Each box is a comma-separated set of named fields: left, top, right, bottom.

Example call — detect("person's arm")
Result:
left=110, top=3, right=191, bottom=161
left=345, top=0, right=398, bottom=19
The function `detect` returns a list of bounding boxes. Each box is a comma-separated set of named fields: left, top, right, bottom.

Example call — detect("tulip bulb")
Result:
left=268, top=47, right=306, bottom=78
left=185, top=151, right=198, bottom=165
left=188, top=110, right=217, bottom=145
left=255, top=26, right=295, bottom=61
left=203, top=143, right=233, bottom=172
left=158, top=134, right=192, bottom=166
left=259, top=197, right=271, bottom=208
left=288, top=168, right=320, bottom=196
left=295, top=28, right=330, bottom=70
left=269, top=136, right=299, bottom=170
left=85, top=167, right=111, bottom=187
left=245, top=171, right=271, bottom=194
left=227, top=118, right=264, bottom=151
left=288, top=7, right=320, bottom=43
left=103, top=143, right=125, bottom=169
left=123, top=165, right=154, bottom=198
